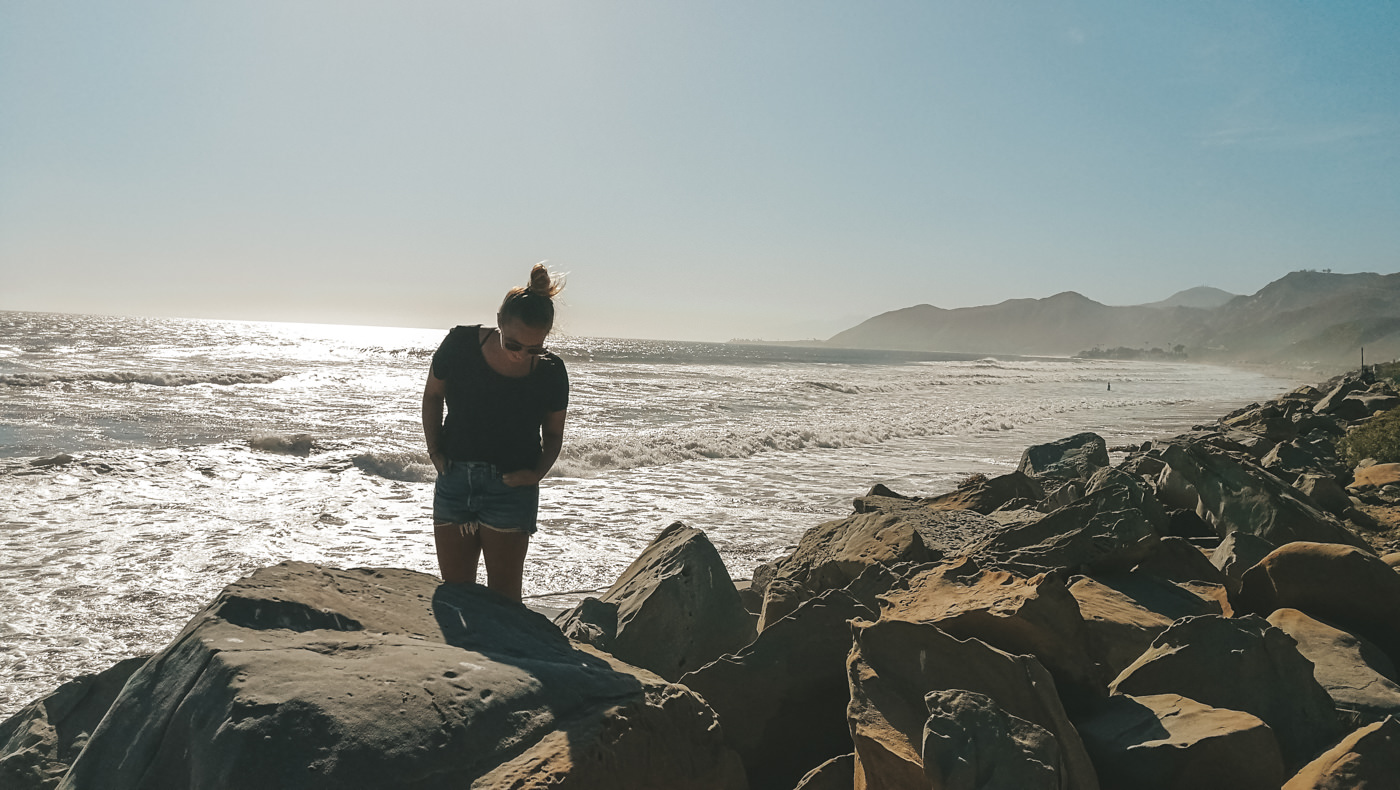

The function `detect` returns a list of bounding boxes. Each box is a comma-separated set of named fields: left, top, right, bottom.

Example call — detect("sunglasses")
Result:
left=500, top=335, right=549, bottom=356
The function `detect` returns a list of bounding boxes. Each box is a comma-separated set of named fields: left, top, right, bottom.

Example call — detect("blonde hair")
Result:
left=500, top=262, right=565, bottom=328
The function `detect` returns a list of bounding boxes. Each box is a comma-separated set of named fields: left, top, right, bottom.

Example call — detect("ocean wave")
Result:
left=352, top=452, right=435, bottom=483
left=0, top=371, right=288, bottom=387
left=249, top=434, right=315, bottom=456
left=801, top=381, right=863, bottom=394
left=552, top=396, right=1184, bottom=475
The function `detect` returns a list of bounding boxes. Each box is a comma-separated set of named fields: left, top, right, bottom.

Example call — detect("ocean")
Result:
left=0, top=310, right=1301, bottom=717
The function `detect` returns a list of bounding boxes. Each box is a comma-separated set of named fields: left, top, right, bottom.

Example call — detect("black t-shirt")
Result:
left=431, top=325, right=569, bottom=471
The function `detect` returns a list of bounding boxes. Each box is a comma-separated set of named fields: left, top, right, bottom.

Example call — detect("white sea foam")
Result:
left=0, top=371, right=287, bottom=387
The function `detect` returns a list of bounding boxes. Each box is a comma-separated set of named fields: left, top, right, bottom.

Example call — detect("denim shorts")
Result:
left=433, top=460, right=539, bottom=535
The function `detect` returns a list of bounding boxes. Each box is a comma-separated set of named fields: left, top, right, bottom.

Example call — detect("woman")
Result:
left=422, top=263, right=568, bottom=600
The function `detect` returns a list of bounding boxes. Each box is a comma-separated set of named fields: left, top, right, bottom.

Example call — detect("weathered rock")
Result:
left=1224, top=403, right=1300, bottom=443
left=1315, top=379, right=1368, bottom=416
left=1267, top=608, right=1400, bottom=725
left=1162, top=508, right=1215, bottom=540
left=763, top=508, right=996, bottom=596
left=1076, top=693, right=1285, bottom=790
left=1110, top=614, right=1343, bottom=766
left=557, top=522, right=756, bottom=681
left=1119, top=452, right=1166, bottom=480
left=1209, top=531, right=1279, bottom=587
left=1039, top=480, right=1085, bottom=512
left=846, top=618, right=1099, bottom=790
left=1297, top=474, right=1353, bottom=516
left=1157, top=442, right=1370, bottom=550
left=758, top=577, right=813, bottom=631
left=1238, top=541, right=1400, bottom=664
left=1069, top=575, right=1219, bottom=681
left=922, top=472, right=1045, bottom=515
left=878, top=558, right=1100, bottom=705
left=734, top=579, right=763, bottom=614
left=1384, top=552, right=1400, bottom=570
left=1350, top=463, right=1400, bottom=490
left=970, top=473, right=1164, bottom=575
left=680, top=590, right=874, bottom=790
left=0, top=656, right=148, bottom=790
left=1283, top=717, right=1400, bottom=789
left=1018, top=432, right=1110, bottom=483
left=55, top=562, right=747, bottom=790
left=1263, top=440, right=1329, bottom=479
left=921, top=689, right=1060, bottom=790
left=1132, top=536, right=1230, bottom=586
left=793, top=753, right=855, bottom=790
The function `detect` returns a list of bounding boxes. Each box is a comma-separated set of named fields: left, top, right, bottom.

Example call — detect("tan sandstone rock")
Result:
left=1267, top=608, right=1400, bottom=725
left=1284, top=717, right=1400, bottom=789
left=846, top=618, right=1099, bottom=790
left=878, top=558, right=1100, bottom=704
left=1110, top=614, right=1342, bottom=767
left=1076, top=693, right=1286, bottom=790
left=1238, top=541, right=1400, bottom=665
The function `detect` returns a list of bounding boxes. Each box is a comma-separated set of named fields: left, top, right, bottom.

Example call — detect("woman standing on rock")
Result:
left=422, top=263, right=569, bottom=601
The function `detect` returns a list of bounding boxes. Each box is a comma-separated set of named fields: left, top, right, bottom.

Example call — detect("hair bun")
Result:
left=527, top=262, right=564, bottom=299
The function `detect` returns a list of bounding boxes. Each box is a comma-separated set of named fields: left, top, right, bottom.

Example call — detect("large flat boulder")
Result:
left=1018, top=432, right=1110, bottom=483
left=1350, top=463, right=1400, bottom=490
left=846, top=618, right=1099, bottom=790
left=1267, top=608, right=1400, bottom=724
left=1110, top=614, right=1342, bottom=767
left=679, top=590, right=875, bottom=790
left=556, top=522, right=756, bottom=681
left=1156, top=442, right=1370, bottom=550
left=1068, top=575, right=1213, bottom=683
left=1238, top=541, right=1400, bottom=665
left=0, top=656, right=148, bottom=790
left=878, top=558, right=1100, bottom=705
left=55, top=562, right=747, bottom=790
left=758, top=507, right=997, bottom=597
left=921, top=472, right=1045, bottom=515
left=1283, top=717, right=1400, bottom=789
left=1076, top=693, right=1285, bottom=790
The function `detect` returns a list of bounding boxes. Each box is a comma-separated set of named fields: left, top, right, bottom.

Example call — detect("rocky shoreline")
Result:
left=4, top=374, right=1400, bottom=788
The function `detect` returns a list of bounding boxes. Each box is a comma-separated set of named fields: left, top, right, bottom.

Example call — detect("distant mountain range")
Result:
left=825, top=271, right=1400, bottom=368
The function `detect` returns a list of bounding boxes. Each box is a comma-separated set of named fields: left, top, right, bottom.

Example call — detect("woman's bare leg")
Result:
left=434, top=522, right=482, bottom=584
left=478, top=526, right=531, bottom=601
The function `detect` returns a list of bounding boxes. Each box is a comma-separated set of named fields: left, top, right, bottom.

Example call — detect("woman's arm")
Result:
left=503, top=409, right=567, bottom=487
left=422, top=370, right=448, bottom=474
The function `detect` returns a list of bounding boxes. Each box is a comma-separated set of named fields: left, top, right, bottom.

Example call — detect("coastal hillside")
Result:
left=826, top=270, right=1400, bottom=367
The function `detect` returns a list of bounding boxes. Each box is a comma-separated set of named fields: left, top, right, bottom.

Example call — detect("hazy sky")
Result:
left=2, top=2, right=1398, bottom=341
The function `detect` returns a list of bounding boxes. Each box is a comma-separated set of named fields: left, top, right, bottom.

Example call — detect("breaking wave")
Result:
left=250, top=434, right=315, bottom=456
left=352, top=451, right=435, bottom=483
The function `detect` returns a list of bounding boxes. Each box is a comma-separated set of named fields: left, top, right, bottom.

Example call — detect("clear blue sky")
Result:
left=2, top=1, right=1397, bottom=341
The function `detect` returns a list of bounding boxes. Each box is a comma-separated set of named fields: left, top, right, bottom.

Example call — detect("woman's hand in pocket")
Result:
left=502, top=469, right=542, bottom=487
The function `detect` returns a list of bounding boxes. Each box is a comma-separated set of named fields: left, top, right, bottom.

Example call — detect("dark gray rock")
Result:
left=1017, top=432, right=1110, bottom=483
left=922, top=690, right=1061, bottom=790
left=556, top=522, right=755, bottom=681
left=1157, top=442, right=1371, bottom=550
left=0, top=656, right=147, bottom=790
left=680, top=590, right=874, bottom=790
left=970, top=473, right=1165, bottom=575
